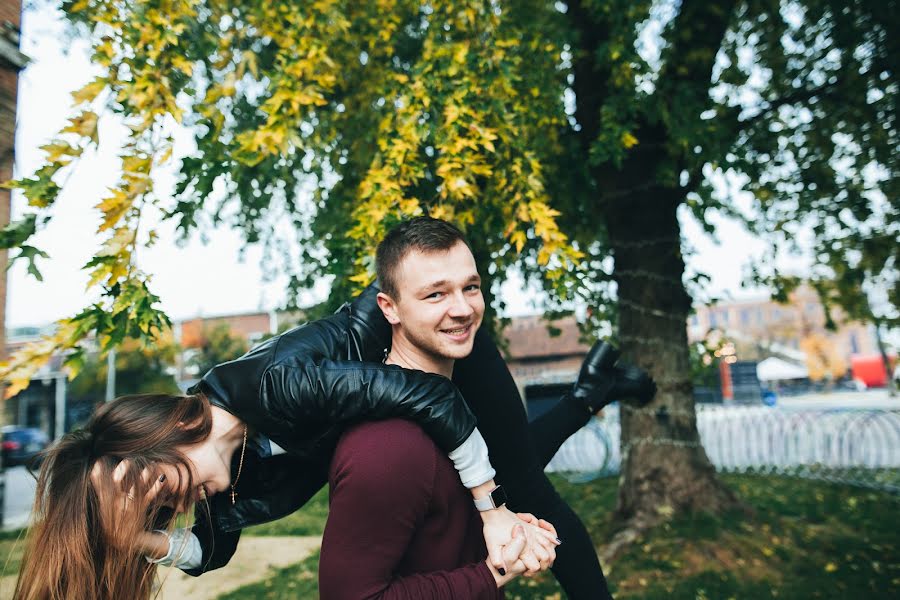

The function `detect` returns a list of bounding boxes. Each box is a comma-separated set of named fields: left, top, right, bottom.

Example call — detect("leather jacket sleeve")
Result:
left=261, top=358, right=477, bottom=453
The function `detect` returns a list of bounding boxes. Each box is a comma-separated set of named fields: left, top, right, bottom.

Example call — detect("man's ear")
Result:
left=376, top=292, right=401, bottom=325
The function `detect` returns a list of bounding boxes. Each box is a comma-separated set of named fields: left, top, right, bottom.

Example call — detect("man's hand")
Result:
left=480, top=505, right=559, bottom=576
left=485, top=524, right=527, bottom=586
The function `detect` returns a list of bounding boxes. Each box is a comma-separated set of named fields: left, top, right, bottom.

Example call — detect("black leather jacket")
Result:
left=184, top=286, right=477, bottom=575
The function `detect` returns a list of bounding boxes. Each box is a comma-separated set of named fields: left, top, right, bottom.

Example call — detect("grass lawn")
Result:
left=224, top=474, right=900, bottom=599
left=0, top=528, right=26, bottom=584
left=2, top=475, right=896, bottom=598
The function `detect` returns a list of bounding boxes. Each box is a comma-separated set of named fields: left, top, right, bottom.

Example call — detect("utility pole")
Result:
left=105, top=348, right=116, bottom=402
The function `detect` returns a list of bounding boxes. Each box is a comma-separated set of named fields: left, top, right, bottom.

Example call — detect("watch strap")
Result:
left=473, top=485, right=507, bottom=512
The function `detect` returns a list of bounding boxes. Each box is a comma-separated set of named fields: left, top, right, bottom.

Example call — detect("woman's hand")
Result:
left=480, top=505, right=559, bottom=576
left=485, top=525, right=530, bottom=586
left=515, top=512, right=558, bottom=576
left=90, top=460, right=168, bottom=553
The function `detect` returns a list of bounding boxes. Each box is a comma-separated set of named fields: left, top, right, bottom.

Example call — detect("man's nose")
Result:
left=447, top=291, right=475, bottom=318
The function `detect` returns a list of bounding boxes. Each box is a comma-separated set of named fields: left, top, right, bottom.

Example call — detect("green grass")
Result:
left=244, top=487, right=330, bottom=537
left=216, top=551, right=322, bottom=600
left=0, top=528, right=27, bottom=582
left=218, top=474, right=900, bottom=599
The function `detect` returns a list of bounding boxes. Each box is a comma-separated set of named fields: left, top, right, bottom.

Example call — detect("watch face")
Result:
left=490, top=485, right=508, bottom=508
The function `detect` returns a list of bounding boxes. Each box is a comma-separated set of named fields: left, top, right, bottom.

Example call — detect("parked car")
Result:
left=1, top=426, right=49, bottom=468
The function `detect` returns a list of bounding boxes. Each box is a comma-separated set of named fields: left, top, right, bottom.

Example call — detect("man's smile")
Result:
left=440, top=323, right=474, bottom=339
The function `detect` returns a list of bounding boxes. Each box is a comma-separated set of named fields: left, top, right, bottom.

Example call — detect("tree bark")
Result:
left=564, top=0, right=746, bottom=557
left=604, top=179, right=741, bottom=542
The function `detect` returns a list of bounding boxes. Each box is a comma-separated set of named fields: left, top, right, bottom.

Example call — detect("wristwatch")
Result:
left=473, top=485, right=508, bottom=512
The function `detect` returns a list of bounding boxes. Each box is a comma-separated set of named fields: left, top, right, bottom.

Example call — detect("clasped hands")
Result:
left=480, top=506, right=559, bottom=586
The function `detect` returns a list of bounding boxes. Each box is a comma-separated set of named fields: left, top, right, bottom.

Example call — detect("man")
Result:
left=322, top=217, right=655, bottom=599
left=319, top=217, right=550, bottom=597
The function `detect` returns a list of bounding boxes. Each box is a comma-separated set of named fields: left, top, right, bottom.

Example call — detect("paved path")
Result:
left=2, top=466, right=36, bottom=531
left=158, top=535, right=321, bottom=600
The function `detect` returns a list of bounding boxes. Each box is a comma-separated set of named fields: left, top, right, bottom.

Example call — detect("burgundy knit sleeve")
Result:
left=319, top=420, right=502, bottom=600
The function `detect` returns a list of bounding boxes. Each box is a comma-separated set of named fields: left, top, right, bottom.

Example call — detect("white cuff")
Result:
left=144, top=527, right=203, bottom=570
left=448, top=428, right=496, bottom=488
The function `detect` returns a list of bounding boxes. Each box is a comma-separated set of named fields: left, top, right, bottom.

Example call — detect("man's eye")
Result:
left=465, top=285, right=481, bottom=292
left=426, top=291, right=445, bottom=299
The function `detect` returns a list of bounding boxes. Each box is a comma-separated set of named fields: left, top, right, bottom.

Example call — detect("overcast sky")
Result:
left=6, top=3, right=778, bottom=329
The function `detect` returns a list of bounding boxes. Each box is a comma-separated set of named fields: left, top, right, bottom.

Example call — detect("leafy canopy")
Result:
left=2, top=0, right=896, bottom=395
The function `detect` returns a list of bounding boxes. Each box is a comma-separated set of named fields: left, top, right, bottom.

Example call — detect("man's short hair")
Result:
left=376, top=216, right=471, bottom=299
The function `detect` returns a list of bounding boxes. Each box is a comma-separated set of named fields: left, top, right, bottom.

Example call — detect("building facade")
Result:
left=1, top=1, right=27, bottom=372
left=687, top=286, right=876, bottom=377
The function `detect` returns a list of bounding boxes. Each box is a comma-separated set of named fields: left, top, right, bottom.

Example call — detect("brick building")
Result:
left=1, top=0, right=28, bottom=368
left=687, top=286, right=876, bottom=370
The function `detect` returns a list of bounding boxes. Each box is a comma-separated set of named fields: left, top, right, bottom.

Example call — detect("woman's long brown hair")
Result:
left=14, top=393, right=213, bottom=600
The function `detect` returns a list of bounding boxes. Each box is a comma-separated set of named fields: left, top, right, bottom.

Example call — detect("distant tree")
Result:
left=186, top=323, right=250, bottom=378
left=2, top=0, right=896, bottom=548
left=68, top=337, right=180, bottom=405
left=799, top=333, right=847, bottom=382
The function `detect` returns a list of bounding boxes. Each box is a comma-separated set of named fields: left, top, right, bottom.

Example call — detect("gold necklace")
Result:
left=230, top=425, right=248, bottom=505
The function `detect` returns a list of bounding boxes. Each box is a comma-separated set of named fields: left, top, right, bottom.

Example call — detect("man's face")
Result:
left=378, top=241, right=485, bottom=366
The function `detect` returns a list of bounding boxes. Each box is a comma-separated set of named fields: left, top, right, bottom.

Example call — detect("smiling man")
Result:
left=318, top=218, right=555, bottom=598
left=376, top=225, right=485, bottom=372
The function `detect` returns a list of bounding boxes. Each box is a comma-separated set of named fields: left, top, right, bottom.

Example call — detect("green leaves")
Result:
left=3, top=0, right=897, bottom=391
left=12, top=246, right=51, bottom=282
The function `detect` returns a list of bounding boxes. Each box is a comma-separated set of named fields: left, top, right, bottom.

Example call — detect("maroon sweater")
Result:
left=319, top=419, right=504, bottom=599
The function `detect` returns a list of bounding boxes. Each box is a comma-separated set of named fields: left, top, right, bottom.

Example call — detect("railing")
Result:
left=546, top=405, right=900, bottom=493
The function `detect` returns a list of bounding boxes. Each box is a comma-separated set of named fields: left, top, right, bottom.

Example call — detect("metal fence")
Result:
left=546, top=405, right=900, bottom=493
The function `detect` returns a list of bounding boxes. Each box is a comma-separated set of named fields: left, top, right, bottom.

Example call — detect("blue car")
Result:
left=2, top=426, right=49, bottom=468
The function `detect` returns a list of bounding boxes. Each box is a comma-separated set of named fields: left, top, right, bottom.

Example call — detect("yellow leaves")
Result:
left=238, top=51, right=259, bottom=79
left=510, top=230, right=527, bottom=253
left=429, top=204, right=453, bottom=222
left=349, top=270, right=375, bottom=286
left=398, top=198, right=421, bottom=215
left=88, top=228, right=135, bottom=292
left=95, top=190, right=133, bottom=232
left=622, top=132, right=639, bottom=149
left=235, top=126, right=290, bottom=165
left=41, top=140, right=83, bottom=166
left=221, top=71, right=238, bottom=97
left=72, top=77, right=107, bottom=106
left=444, top=104, right=460, bottom=126
left=68, top=0, right=90, bottom=12
left=452, top=44, right=468, bottom=65
left=171, top=54, right=194, bottom=77
left=63, top=110, right=100, bottom=142
left=825, top=562, right=838, bottom=573
left=121, top=153, right=152, bottom=176
left=0, top=320, right=79, bottom=398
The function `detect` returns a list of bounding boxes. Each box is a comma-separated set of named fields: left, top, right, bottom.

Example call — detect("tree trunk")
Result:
left=566, top=0, right=745, bottom=559
left=601, top=179, right=742, bottom=558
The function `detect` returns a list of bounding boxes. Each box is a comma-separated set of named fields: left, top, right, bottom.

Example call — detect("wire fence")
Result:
left=546, top=405, right=900, bottom=493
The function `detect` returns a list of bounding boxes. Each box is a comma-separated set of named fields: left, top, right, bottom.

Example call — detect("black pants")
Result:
left=453, top=328, right=613, bottom=599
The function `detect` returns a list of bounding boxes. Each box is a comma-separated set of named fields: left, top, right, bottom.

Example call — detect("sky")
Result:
left=6, top=3, right=780, bottom=329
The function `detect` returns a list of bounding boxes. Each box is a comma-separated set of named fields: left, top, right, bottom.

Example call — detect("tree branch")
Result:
left=567, top=0, right=610, bottom=153
left=737, top=79, right=843, bottom=129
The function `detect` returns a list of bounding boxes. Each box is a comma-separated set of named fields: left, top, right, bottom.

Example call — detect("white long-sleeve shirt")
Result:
left=148, top=429, right=495, bottom=569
